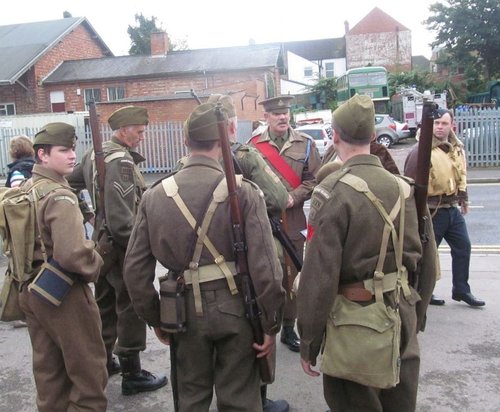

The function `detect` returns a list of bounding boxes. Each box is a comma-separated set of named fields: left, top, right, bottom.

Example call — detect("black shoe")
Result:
left=107, top=356, right=121, bottom=376
left=119, top=355, right=168, bottom=395
left=430, top=294, right=445, bottom=306
left=280, top=326, right=300, bottom=352
left=263, top=398, right=290, bottom=412
left=452, top=292, right=485, bottom=307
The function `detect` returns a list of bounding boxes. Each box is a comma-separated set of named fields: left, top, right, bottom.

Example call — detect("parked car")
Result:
left=295, top=124, right=332, bottom=158
left=375, top=114, right=401, bottom=148
left=395, top=120, right=411, bottom=140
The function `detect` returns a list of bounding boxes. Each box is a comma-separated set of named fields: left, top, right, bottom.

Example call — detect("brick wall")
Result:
left=346, top=31, right=411, bottom=71
left=44, top=68, right=274, bottom=125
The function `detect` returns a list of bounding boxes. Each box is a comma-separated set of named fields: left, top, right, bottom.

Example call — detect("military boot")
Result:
left=106, top=355, right=121, bottom=376
left=119, top=354, right=168, bottom=396
left=280, top=325, right=300, bottom=352
left=261, top=385, right=290, bottom=412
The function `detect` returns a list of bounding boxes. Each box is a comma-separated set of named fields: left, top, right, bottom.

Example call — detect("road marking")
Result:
left=468, top=182, right=500, bottom=186
left=439, top=245, right=500, bottom=254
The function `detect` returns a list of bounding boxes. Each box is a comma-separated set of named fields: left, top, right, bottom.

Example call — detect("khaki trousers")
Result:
left=96, top=247, right=146, bottom=357
left=173, top=282, right=262, bottom=411
left=20, top=283, right=108, bottom=412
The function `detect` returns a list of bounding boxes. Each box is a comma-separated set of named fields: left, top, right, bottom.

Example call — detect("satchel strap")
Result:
left=339, top=173, right=410, bottom=303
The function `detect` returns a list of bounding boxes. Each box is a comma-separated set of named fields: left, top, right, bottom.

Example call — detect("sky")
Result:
left=0, top=0, right=443, bottom=59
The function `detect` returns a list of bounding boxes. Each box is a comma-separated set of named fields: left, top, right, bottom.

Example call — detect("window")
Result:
left=325, top=62, right=335, bottom=78
left=0, top=103, right=15, bottom=116
left=84, top=88, right=101, bottom=108
left=107, top=87, right=125, bottom=101
left=304, top=67, right=313, bottom=77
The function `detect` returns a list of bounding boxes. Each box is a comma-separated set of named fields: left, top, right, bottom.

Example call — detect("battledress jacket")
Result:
left=249, top=127, right=321, bottom=239
left=28, top=165, right=103, bottom=282
left=123, top=155, right=285, bottom=333
left=68, top=136, right=146, bottom=249
left=297, top=155, right=436, bottom=363
left=176, top=142, right=288, bottom=216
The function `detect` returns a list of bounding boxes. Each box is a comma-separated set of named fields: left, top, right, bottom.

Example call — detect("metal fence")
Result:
left=0, top=120, right=253, bottom=177
left=454, top=107, right=500, bottom=168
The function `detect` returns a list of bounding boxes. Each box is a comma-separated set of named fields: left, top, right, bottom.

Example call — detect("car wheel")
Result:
left=377, top=134, right=393, bottom=148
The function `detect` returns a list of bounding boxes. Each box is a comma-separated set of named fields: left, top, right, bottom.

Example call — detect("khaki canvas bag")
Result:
left=0, top=181, right=61, bottom=320
left=320, top=173, right=409, bottom=389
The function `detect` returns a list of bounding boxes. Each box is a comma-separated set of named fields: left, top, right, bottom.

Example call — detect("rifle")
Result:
left=269, top=215, right=303, bottom=271
left=88, top=101, right=106, bottom=223
left=215, top=103, right=274, bottom=384
left=414, top=101, right=439, bottom=243
left=412, top=101, right=438, bottom=287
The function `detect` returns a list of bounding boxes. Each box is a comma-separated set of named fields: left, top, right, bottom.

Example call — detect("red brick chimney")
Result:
left=151, top=31, right=169, bottom=56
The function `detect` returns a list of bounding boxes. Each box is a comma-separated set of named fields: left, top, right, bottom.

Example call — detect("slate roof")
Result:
left=348, top=7, right=409, bottom=35
left=0, top=17, right=112, bottom=85
left=43, top=44, right=283, bottom=84
left=281, top=38, right=346, bottom=60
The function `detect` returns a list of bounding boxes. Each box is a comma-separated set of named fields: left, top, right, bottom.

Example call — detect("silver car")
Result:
left=375, top=114, right=401, bottom=148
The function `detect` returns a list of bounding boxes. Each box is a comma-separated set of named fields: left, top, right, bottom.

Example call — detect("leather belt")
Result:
left=339, top=282, right=373, bottom=302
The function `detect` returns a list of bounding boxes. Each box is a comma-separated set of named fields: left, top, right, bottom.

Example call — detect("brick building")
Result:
left=42, top=34, right=285, bottom=124
left=0, top=17, right=112, bottom=116
left=345, top=7, right=412, bottom=72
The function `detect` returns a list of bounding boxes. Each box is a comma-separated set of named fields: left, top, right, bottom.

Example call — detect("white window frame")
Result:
left=304, top=66, right=314, bottom=78
left=107, top=86, right=125, bottom=101
left=0, top=102, right=16, bottom=116
left=325, top=62, right=335, bottom=78
left=84, top=88, right=101, bottom=108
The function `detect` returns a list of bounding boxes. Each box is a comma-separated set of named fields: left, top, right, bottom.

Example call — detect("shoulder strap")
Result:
left=339, top=173, right=408, bottom=303
left=249, top=135, right=301, bottom=189
left=31, top=181, right=64, bottom=264
left=162, top=176, right=242, bottom=315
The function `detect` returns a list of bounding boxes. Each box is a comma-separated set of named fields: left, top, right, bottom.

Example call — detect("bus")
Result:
left=337, top=66, right=390, bottom=113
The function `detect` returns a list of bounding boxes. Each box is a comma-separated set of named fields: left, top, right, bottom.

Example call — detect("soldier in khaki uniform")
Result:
left=177, top=94, right=290, bottom=412
left=69, top=106, right=167, bottom=395
left=297, top=95, right=437, bottom=411
left=18, top=123, right=107, bottom=411
left=123, top=103, right=286, bottom=412
left=405, top=109, right=485, bottom=307
left=177, top=94, right=288, bottom=216
left=249, top=96, right=321, bottom=352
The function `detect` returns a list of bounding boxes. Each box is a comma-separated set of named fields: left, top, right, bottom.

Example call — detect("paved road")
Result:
left=2, top=138, right=500, bottom=411
left=1, top=253, right=499, bottom=411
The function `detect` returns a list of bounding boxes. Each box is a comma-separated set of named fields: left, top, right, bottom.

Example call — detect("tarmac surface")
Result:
left=1, top=139, right=500, bottom=410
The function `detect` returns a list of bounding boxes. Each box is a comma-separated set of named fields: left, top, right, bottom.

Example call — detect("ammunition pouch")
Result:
left=28, top=258, right=77, bottom=307
left=159, top=274, right=187, bottom=333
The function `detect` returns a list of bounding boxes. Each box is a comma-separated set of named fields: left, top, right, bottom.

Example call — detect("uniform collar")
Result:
left=343, top=154, right=384, bottom=169
left=184, top=154, right=224, bottom=172
left=109, top=136, right=145, bottom=164
left=32, top=164, right=70, bottom=187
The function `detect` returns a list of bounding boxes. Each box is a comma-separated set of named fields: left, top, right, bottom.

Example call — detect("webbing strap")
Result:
left=339, top=173, right=409, bottom=303
left=161, top=177, right=239, bottom=316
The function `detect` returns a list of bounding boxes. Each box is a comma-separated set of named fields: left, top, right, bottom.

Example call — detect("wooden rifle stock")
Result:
left=414, top=101, right=438, bottom=243
left=215, top=104, right=273, bottom=383
left=88, top=101, right=106, bottom=220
